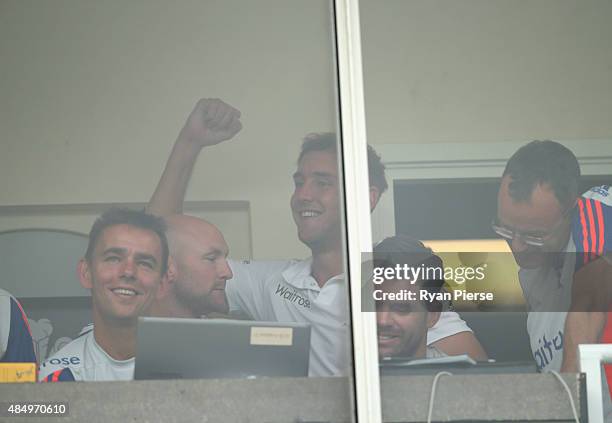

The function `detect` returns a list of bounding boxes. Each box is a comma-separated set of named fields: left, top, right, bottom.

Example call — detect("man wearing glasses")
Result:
left=493, top=140, right=611, bottom=397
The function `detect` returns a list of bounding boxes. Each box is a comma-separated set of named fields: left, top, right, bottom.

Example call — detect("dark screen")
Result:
left=394, top=176, right=611, bottom=240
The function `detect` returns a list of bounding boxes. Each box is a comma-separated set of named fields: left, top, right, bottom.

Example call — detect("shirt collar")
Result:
left=282, top=257, right=344, bottom=290
left=90, top=331, right=134, bottom=365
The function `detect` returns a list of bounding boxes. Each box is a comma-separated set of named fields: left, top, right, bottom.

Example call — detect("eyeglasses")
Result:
left=491, top=205, right=574, bottom=248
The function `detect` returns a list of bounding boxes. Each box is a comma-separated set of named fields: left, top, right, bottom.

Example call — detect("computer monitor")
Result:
left=134, top=317, right=311, bottom=380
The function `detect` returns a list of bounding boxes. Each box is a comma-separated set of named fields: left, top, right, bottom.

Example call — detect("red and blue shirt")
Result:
left=0, top=288, right=36, bottom=364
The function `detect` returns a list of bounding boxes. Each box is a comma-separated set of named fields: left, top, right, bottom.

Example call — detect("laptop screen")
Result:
left=134, top=317, right=311, bottom=380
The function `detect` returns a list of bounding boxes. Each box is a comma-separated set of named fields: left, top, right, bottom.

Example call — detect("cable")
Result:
left=426, top=369, right=579, bottom=422
left=427, top=371, right=453, bottom=423
left=548, top=370, right=580, bottom=423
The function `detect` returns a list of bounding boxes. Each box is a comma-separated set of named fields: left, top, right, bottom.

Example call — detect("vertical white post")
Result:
left=333, top=0, right=382, bottom=421
left=578, top=344, right=612, bottom=423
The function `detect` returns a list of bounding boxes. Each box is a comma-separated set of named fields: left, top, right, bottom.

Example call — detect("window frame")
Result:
left=333, top=0, right=382, bottom=421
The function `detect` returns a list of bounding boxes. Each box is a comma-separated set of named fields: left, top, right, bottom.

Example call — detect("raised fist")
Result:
left=179, top=98, right=242, bottom=148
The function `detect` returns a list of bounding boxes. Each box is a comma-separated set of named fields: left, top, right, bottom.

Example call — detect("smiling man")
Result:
left=494, top=141, right=612, bottom=373
left=151, top=214, right=233, bottom=318
left=493, top=141, right=612, bottom=416
left=372, top=236, right=446, bottom=359
left=39, top=208, right=170, bottom=382
left=148, top=98, right=486, bottom=376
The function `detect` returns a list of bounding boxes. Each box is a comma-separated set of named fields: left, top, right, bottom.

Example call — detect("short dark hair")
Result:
left=502, top=140, right=580, bottom=208
left=373, top=235, right=444, bottom=311
left=85, top=208, right=169, bottom=274
left=298, top=132, right=388, bottom=193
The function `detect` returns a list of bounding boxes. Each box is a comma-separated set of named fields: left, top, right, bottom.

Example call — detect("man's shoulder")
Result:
left=571, top=186, right=612, bottom=262
left=0, top=289, right=18, bottom=318
left=0, top=290, right=13, bottom=348
left=576, top=186, right=612, bottom=225
left=228, top=258, right=306, bottom=284
left=426, top=311, right=472, bottom=345
left=582, top=185, right=612, bottom=205
left=0, top=290, right=36, bottom=363
left=226, top=258, right=313, bottom=317
left=229, top=258, right=301, bottom=271
left=0, top=288, right=13, bottom=302
left=0, top=290, right=32, bottom=329
left=38, top=333, right=88, bottom=380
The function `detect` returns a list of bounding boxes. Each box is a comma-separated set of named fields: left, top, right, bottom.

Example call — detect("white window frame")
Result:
left=334, top=2, right=612, bottom=422
left=334, top=0, right=382, bottom=421
left=579, top=344, right=612, bottom=423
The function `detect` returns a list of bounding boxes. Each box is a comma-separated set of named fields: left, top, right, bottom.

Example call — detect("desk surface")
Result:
left=0, top=374, right=583, bottom=422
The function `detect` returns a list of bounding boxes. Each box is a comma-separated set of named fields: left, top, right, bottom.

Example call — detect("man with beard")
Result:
left=151, top=214, right=233, bottom=318
left=148, top=98, right=486, bottom=376
left=372, top=236, right=447, bottom=359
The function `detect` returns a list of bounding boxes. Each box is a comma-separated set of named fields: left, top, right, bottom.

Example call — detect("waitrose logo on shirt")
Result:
left=275, top=283, right=311, bottom=309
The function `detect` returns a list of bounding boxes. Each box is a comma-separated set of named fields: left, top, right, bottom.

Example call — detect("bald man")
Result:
left=152, top=215, right=233, bottom=318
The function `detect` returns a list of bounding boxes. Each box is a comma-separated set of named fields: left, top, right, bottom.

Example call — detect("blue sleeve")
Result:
left=0, top=298, right=36, bottom=363
left=573, top=197, right=612, bottom=272
left=42, top=368, right=76, bottom=382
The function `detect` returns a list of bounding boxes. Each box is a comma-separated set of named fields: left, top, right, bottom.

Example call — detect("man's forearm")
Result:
left=561, top=311, right=606, bottom=372
left=147, top=138, right=203, bottom=216
left=147, top=98, right=242, bottom=216
left=430, top=331, right=488, bottom=361
left=561, top=258, right=612, bottom=372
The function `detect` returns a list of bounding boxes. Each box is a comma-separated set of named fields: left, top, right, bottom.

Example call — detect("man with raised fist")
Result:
left=147, top=98, right=486, bottom=376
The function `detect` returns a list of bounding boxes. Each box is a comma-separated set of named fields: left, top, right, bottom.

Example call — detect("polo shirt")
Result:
left=39, top=329, right=134, bottom=382
left=0, top=288, right=36, bottom=363
left=227, top=258, right=471, bottom=376
left=518, top=186, right=612, bottom=416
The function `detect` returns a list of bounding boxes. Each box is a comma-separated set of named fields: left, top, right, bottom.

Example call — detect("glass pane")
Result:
left=0, top=0, right=359, bottom=420
left=359, top=0, right=612, bottom=420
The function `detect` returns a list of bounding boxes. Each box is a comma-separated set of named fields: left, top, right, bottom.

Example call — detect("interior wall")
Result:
left=0, top=0, right=337, bottom=260
left=4, top=0, right=611, bottom=261
left=360, top=0, right=612, bottom=145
